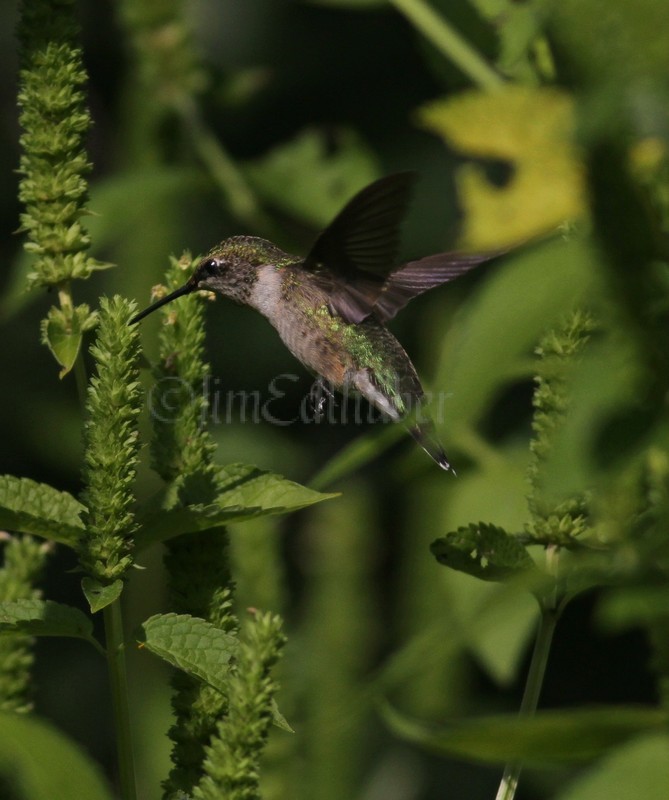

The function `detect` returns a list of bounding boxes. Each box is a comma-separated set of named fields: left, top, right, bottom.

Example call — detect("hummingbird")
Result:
left=131, top=173, right=495, bottom=472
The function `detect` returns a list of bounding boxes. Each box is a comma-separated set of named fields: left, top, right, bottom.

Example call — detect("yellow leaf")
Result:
left=419, top=87, right=587, bottom=250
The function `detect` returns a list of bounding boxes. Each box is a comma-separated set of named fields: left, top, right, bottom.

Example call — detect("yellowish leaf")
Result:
left=419, top=87, right=587, bottom=250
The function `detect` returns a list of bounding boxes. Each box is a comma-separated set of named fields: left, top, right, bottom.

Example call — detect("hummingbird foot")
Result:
left=310, top=377, right=336, bottom=421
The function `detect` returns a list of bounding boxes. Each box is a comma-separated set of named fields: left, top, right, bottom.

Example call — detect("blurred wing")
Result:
left=372, top=251, right=498, bottom=322
left=305, top=172, right=416, bottom=323
left=305, top=171, right=416, bottom=276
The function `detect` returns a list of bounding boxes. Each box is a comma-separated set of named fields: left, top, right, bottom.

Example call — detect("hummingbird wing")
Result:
left=372, top=251, right=496, bottom=322
left=304, top=172, right=416, bottom=323
left=305, top=171, right=501, bottom=323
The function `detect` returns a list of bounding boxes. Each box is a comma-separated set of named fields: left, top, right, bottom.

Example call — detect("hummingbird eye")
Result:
left=199, top=258, right=221, bottom=279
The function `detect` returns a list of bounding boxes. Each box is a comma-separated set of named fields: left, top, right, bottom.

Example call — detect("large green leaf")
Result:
left=0, top=475, right=85, bottom=546
left=0, top=711, right=113, bottom=800
left=244, top=128, right=379, bottom=227
left=137, top=613, right=238, bottom=692
left=136, top=464, right=337, bottom=548
left=0, top=599, right=98, bottom=650
left=558, top=733, right=669, bottom=800
left=419, top=87, right=586, bottom=251
left=383, top=704, right=668, bottom=764
left=216, top=463, right=337, bottom=511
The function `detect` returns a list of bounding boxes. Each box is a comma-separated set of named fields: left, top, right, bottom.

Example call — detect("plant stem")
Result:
left=494, top=583, right=560, bottom=800
left=103, top=598, right=137, bottom=800
left=174, top=95, right=275, bottom=236
left=389, top=0, right=504, bottom=91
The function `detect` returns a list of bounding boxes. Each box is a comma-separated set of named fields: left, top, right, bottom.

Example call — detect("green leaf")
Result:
left=137, top=613, right=239, bottom=692
left=468, top=0, right=547, bottom=81
left=557, top=733, right=669, bottom=800
left=81, top=578, right=124, bottom=613
left=40, top=304, right=97, bottom=378
left=431, top=523, right=535, bottom=582
left=244, top=127, right=379, bottom=227
left=216, top=463, right=338, bottom=512
left=0, top=711, right=113, bottom=800
left=418, top=87, right=586, bottom=250
left=136, top=464, right=337, bottom=548
left=382, top=704, right=669, bottom=764
left=0, top=475, right=85, bottom=546
left=0, top=599, right=97, bottom=647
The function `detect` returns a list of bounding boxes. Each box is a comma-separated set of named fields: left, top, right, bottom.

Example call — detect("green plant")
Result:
left=2, top=1, right=669, bottom=799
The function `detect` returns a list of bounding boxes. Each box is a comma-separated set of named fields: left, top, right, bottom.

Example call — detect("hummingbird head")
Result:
left=130, top=236, right=294, bottom=324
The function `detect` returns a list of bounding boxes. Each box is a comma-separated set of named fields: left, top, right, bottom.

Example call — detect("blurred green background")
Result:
left=1, top=1, right=664, bottom=799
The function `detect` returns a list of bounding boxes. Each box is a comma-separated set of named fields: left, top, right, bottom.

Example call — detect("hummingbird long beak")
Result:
left=129, top=279, right=198, bottom=325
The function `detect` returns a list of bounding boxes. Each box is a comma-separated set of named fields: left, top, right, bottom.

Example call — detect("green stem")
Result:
left=495, top=554, right=561, bottom=800
left=389, top=0, right=504, bottom=91
left=174, top=95, right=275, bottom=235
left=103, top=598, right=137, bottom=800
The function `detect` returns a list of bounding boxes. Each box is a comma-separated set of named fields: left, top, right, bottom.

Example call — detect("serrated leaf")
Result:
left=136, top=503, right=259, bottom=549
left=245, top=128, right=379, bottom=227
left=216, top=463, right=338, bottom=512
left=138, top=613, right=238, bottom=692
left=0, top=711, right=113, bottom=800
left=382, top=704, right=668, bottom=764
left=0, top=599, right=96, bottom=645
left=558, top=733, right=669, bottom=800
left=81, top=578, right=123, bottom=613
left=136, top=464, right=338, bottom=549
left=0, top=475, right=85, bottom=546
left=431, top=523, right=535, bottom=581
left=418, top=87, right=586, bottom=250
left=41, top=304, right=97, bottom=378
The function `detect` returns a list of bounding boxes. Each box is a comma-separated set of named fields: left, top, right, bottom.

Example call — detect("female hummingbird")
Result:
left=131, top=173, right=494, bottom=472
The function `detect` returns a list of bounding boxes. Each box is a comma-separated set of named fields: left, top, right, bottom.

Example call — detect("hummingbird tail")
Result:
left=407, top=422, right=455, bottom=475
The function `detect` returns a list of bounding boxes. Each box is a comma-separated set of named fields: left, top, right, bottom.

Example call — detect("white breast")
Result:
left=248, top=264, right=284, bottom=321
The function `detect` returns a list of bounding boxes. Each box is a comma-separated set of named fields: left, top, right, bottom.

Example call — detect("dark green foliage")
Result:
left=79, top=297, right=142, bottom=583
left=5, top=0, right=669, bottom=798
left=0, top=536, right=48, bottom=713
left=147, top=256, right=240, bottom=799
left=194, top=612, right=286, bottom=800
left=0, top=476, right=84, bottom=547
